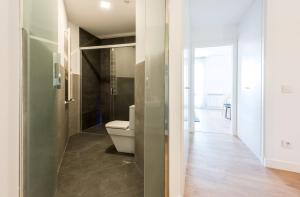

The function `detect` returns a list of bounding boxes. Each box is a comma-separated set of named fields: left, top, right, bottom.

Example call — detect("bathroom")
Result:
left=55, top=0, right=143, bottom=196
left=20, top=0, right=168, bottom=196
left=20, top=0, right=153, bottom=196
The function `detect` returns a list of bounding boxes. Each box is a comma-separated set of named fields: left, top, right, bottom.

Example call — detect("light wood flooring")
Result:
left=194, top=109, right=232, bottom=134
left=185, top=132, right=300, bottom=197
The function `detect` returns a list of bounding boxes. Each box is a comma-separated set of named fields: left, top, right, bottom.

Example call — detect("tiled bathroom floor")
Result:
left=82, top=124, right=107, bottom=135
left=55, top=133, right=143, bottom=197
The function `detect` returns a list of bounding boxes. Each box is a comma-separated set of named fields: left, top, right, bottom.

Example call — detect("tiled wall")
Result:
left=81, top=48, right=102, bottom=129
left=79, top=28, right=102, bottom=47
left=80, top=28, right=136, bottom=130
left=68, top=74, right=81, bottom=136
left=80, top=28, right=103, bottom=130
left=100, top=36, right=136, bottom=45
left=113, top=77, right=135, bottom=120
left=99, top=48, right=111, bottom=123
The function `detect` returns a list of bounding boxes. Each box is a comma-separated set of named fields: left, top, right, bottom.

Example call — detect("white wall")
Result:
left=169, top=0, right=191, bottom=196
left=183, top=0, right=192, bottom=191
left=264, top=0, right=300, bottom=173
left=69, top=22, right=80, bottom=75
left=58, top=0, right=68, bottom=66
left=237, top=0, right=263, bottom=160
left=136, top=0, right=145, bottom=64
left=0, top=0, right=20, bottom=196
left=192, top=24, right=238, bottom=48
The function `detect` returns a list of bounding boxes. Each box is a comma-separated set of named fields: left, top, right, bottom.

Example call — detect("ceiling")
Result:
left=64, top=0, right=135, bottom=38
left=190, top=0, right=254, bottom=26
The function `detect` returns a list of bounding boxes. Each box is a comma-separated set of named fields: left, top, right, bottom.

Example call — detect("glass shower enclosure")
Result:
left=80, top=46, right=136, bottom=133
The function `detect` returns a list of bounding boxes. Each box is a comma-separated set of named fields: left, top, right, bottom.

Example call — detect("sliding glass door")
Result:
left=110, top=47, right=136, bottom=121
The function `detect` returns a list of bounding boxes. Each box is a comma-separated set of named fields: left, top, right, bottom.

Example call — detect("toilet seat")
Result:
left=105, top=121, right=134, bottom=137
left=106, top=121, right=129, bottom=129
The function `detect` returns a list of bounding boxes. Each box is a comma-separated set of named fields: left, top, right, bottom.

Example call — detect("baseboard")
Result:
left=265, top=159, right=300, bottom=173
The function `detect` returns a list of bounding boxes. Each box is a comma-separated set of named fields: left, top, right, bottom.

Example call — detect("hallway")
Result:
left=185, top=132, right=300, bottom=197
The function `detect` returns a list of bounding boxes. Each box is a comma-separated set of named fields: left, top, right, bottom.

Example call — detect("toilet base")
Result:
left=110, top=135, right=135, bottom=154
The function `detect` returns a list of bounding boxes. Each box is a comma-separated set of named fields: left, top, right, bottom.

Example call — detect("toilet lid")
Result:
left=105, top=121, right=129, bottom=129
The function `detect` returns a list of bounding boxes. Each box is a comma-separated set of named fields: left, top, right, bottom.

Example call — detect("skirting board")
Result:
left=265, top=159, right=300, bottom=173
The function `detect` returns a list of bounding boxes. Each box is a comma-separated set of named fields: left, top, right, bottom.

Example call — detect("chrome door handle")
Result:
left=53, top=53, right=61, bottom=89
left=65, top=98, right=75, bottom=104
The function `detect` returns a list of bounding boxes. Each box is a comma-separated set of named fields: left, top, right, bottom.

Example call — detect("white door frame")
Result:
left=191, top=41, right=238, bottom=136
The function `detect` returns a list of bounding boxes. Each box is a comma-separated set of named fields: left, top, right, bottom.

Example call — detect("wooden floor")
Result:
left=185, top=132, right=300, bottom=197
left=194, top=109, right=232, bottom=134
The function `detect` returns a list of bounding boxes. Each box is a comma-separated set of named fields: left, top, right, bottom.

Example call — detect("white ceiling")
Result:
left=64, top=0, right=135, bottom=38
left=190, top=0, right=254, bottom=26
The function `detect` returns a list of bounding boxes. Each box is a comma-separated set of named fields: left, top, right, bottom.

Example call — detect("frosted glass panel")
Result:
left=23, top=0, right=58, bottom=40
left=144, top=0, right=167, bottom=196
left=22, top=0, right=58, bottom=196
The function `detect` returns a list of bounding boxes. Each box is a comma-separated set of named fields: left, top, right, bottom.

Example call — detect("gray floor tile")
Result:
left=56, top=133, right=143, bottom=197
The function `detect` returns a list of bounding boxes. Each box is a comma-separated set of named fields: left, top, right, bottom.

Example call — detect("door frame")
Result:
left=79, top=43, right=136, bottom=132
left=191, top=42, right=238, bottom=136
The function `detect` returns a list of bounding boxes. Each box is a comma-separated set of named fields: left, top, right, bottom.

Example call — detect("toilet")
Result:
left=105, top=105, right=135, bottom=154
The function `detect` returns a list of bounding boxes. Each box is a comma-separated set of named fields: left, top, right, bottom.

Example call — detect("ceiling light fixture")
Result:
left=100, top=1, right=111, bottom=9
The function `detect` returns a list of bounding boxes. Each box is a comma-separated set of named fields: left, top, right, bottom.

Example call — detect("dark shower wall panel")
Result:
left=80, top=28, right=104, bottom=130
left=79, top=28, right=102, bottom=47
left=99, top=49, right=111, bottom=123
left=100, top=36, right=136, bottom=45
left=80, top=27, right=136, bottom=130
left=81, top=50, right=102, bottom=129
left=114, top=77, right=135, bottom=120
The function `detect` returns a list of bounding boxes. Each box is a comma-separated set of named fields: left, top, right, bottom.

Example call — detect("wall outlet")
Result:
left=281, top=140, right=292, bottom=149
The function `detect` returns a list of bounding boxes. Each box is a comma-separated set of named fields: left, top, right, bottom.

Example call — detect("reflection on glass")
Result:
left=144, top=0, right=167, bottom=196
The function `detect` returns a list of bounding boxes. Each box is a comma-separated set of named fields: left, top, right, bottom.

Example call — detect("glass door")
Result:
left=22, top=0, right=59, bottom=197
left=110, top=47, right=136, bottom=121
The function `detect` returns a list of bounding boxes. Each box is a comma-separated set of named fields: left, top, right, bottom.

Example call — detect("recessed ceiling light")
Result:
left=100, top=1, right=111, bottom=9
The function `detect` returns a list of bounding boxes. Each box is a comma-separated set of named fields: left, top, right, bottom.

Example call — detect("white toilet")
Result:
left=105, top=105, right=135, bottom=154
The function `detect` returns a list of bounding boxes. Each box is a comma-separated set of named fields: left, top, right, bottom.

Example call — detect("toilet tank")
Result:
left=129, top=105, right=135, bottom=130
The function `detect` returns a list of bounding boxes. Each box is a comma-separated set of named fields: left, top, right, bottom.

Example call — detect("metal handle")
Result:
left=111, top=88, right=114, bottom=95
left=53, top=53, right=61, bottom=89
left=65, top=98, right=75, bottom=104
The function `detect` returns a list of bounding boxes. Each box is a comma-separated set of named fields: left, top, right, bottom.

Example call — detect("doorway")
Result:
left=20, top=0, right=168, bottom=196
left=193, top=45, right=235, bottom=135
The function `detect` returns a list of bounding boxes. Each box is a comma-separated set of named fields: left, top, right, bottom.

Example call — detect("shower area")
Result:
left=80, top=46, right=136, bottom=133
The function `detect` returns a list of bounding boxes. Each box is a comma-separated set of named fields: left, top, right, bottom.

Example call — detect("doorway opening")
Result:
left=194, top=45, right=235, bottom=135
left=80, top=45, right=136, bottom=134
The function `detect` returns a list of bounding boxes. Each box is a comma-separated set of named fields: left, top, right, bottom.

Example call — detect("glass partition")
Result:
left=111, top=47, right=136, bottom=120
left=144, top=0, right=167, bottom=196
left=81, top=47, right=135, bottom=133
left=22, top=0, right=59, bottom=196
